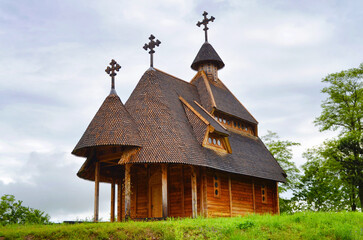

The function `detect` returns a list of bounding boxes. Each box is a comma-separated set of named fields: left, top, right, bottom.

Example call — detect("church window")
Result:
left=223, top=119, right=226, bottom=124
left=213, top=138, right=217, bottom=145
left=213, top=175, right=220, bottom=198
left=261, top=184, right=267, bottom=203
left=208, top=137, right=212, bottom=144
left=234, top=121, right=237, bottom=127
left=217, top=139, right=221, bottom=146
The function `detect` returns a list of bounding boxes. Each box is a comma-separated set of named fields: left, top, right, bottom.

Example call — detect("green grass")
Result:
left=0, top=212, right=362, bottom=240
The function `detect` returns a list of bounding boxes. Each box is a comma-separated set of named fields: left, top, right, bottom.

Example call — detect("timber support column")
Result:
left=201, top=167, right=208, bottom=217
left=161, top=164, right=168, bottom=218
left=276, top=182, right=280, bottom=215
left=117, top=179, right=122, bottom=222
left=124, top=164, right=131, bottom=221
left=191, top=166, right=197, bottom=218
left=94, top=160, right=100, bottom=222
left=110, top=179, right=115, bottom=222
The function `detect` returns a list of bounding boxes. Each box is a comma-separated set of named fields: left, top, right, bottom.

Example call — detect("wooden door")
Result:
left=150, top=170, right=162, bottom=218
left=151, top=184, right=162, bottom=217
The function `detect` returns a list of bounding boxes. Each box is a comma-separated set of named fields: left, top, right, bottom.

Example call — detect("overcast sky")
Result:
left=0, top=0, right=362, bottom=222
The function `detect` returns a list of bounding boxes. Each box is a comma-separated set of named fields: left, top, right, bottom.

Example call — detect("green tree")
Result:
left=262, top=131, right=300, bottom=193
left=293, top=146, right=350, bottom=211
left=314, top=63, right=363, bottom=211
left=0, top=194, right=50, bottom=226
left=262, top=131, right=300, bottom=213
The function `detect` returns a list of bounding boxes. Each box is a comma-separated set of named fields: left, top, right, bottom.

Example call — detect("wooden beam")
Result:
left=191, top=166, right=198, bottom=218
left=110, top=179, right=115, bottom=222
left=276, top=182, right=280, bottom=215
left=147, top=166, right=151, bottom=218
left=161, top=164, right=168, bottom=218
left=94, top=160, right=100, bottom=222
left=228, top=174, right=233, bottom=217
left=202, top=167, right=208, bottom=217
left=117, top=179, right=122, bottom=222
left=199, top=168, right=204, bottom=217
left=252, top=182, right=256, bottom=213
left=181, top=165, right=185, bottom=216
left=124, top=164, right=131, bottom=221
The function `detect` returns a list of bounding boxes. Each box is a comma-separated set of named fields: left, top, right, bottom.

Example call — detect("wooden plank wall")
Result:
left=116, top=164, right=278, bottom=220
left=230, top=174, right=254, bottom=215
left=206, top=169, right=278, bottom=217
left=205, top=169, right=230, bottom=217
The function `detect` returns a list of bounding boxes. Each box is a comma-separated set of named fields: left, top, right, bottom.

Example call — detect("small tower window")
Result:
left=208, top=137, right=212, bottom=144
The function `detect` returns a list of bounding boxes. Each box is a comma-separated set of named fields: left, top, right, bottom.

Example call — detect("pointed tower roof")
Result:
left=72, top=60, right=142, bottom=157
left=191, top=42, right=225, bottom=70
left=191, top=11, right=225, bottom=71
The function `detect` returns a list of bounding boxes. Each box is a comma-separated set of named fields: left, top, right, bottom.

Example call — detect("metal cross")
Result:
left=143, top=34, right=161, bottom=68
left=196, top=11, right=215, bottom=42
left=105, top=59, right=121, bottom=90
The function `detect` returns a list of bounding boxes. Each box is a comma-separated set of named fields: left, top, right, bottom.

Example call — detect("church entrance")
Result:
left=149, top=169, right=162, bottom=218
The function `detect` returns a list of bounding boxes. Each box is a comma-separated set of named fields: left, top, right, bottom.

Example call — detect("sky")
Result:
left=0, top=0, right=362, bottom=222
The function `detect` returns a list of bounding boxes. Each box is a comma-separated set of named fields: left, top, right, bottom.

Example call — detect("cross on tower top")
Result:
left=105, top=59, right=121, bottom=91
left=196, top=11, right=215, bottom=42
left=143, top=34, right=161, bottom=68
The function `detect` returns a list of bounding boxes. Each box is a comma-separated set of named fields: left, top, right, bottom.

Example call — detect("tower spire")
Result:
left=196, top=11, right=215, bottom=42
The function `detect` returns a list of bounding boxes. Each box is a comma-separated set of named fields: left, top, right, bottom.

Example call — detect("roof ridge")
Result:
left=154, top=68, right=194, bottom=86
left=217, top=79, right=259, bottom=124
left=179, top=96, right=210, bottom=125
left=193, top=100, right=227, bottom=131
left=200, top=71, right=217, bottom=108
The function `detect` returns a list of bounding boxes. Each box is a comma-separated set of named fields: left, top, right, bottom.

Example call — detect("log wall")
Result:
left=115, top=164, right=278, bottom=220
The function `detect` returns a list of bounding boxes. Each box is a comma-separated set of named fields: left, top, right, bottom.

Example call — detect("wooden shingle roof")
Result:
left=123, top=68, right=286, bottom=182
left=72, top=92, right=142, bottom=157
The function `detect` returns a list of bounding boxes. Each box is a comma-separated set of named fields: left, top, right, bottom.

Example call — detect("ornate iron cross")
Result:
left=143, top=34, right=161, bottom=68
left=105, top=59, right=121, bottom=90
left=196, top=11, right=215, bottom=42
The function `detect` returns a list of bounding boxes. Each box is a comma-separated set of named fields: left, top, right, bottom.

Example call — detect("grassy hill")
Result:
left=1, top=212, right=362, bottom=240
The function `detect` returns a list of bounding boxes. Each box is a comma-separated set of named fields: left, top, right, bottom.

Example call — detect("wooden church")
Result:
left=72, top=12, right=286, bottom=222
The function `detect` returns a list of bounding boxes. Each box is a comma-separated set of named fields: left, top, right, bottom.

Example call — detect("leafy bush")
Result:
left=0, top=194, right=50, bottom=226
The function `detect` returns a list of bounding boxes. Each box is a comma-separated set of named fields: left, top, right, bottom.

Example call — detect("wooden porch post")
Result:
left=161, top=164, right=168, bottom=218
left=276, top=182, right=280, bottom=215
left=110, top=179, right=115, bottom=222
left=94, top=160, right=100, bottom=222
left=252, top=182, right=256, bottom=213
left=228, top=174, right=233, bottom=217
left=124, top=164, right=131, bottom=220
left=117, top=179, right=122, bottom=222
left=191, top=166, right=197, bottom=218
left=201, top=167, right=208, bottom=217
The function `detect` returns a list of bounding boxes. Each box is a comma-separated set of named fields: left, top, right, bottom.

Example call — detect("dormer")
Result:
left=213, top=110, right=258, bottom=137
left=179, top=97, right=232, bottom=154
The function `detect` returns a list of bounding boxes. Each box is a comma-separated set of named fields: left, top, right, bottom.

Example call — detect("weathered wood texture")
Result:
left=94, top=161, right=100, bottom=222
left=117, top=179, right=122, bottom=221
left=162, top=164, right=168, bottom=218
left=112, top=164, right=278, bottom=220
left=110, top=180, right=115, bottom=222
left=124, top=164, right=131, bottom=220
left=206, top=169, right=278, bottom=217
left=191, top=166, right=198, bottom=218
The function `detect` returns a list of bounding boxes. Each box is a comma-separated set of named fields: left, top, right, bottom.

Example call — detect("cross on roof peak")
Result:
left=196, top=11, right=215, bottom=42
left=143, top=34, right=161, bottom=68
left=105, top=59, right=121, bottom=91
